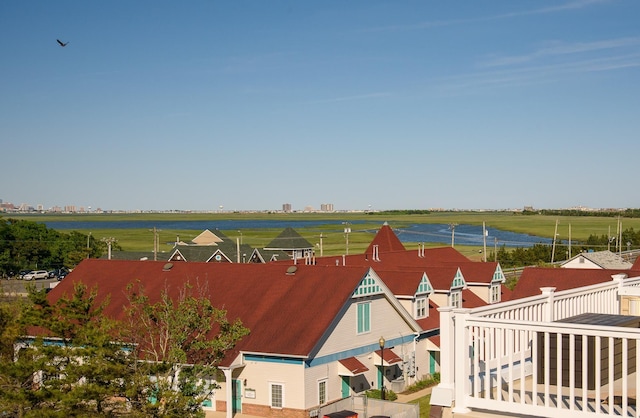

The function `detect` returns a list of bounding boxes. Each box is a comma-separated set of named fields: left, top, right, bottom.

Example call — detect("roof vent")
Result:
left=286, top=266, right=298, bottom=275
left=163, top=262, right=174, bottom=271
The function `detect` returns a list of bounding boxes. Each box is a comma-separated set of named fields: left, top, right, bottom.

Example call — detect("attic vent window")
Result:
left=286, top=266, right=298, bottom=275
left=163, top=263, right=174, bottom=271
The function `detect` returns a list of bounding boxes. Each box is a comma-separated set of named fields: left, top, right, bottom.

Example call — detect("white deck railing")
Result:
left=434, top=273, right=640, bottom=417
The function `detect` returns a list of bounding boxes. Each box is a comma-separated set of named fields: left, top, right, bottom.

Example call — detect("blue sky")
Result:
left=1, top=0, right=639, bottom=212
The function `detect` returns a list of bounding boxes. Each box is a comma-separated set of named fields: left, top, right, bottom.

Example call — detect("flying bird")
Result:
left=56, top=39, right=68, bottom=47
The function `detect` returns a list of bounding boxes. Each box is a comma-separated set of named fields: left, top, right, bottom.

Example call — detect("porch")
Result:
left=433, top=273, right=640, bottom=417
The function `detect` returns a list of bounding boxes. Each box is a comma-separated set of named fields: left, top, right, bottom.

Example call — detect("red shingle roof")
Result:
left=509, top=267, right=632, bottom=301
left=365, top=223, right=406, bottom=255
left=46, top=259, right=371, bottom=367
left=376, top=348, right=403, bottom=365
left=338, top=357, right=369, bottom=375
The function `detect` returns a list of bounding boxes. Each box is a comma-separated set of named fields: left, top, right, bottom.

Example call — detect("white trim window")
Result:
left=490, top=284, right=500, bottom=303
left=356, top=301, right=371, bottom=334
left=450, top=290, right=461, bottom=308
left=269, top=382, right=284, bottom=408
left=318, top=379, right=327, bottom=405
left=415, top=297, right=427, bottom=319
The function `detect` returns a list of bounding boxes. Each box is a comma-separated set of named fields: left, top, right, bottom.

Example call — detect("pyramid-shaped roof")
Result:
left=264, top=227, right=313, bottom=251
left=365, top=222, right=405, bottom=255
left=190, top=229, right=224, bottom=245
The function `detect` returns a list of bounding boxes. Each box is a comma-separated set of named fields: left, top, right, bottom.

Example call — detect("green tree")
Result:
left=0, top=281, right=249, bottom=417
left=0, top=217, right=107, bottom=277
left=122, top=281, right=249, bottom=417
left=1, top=285, right=131, bottom=417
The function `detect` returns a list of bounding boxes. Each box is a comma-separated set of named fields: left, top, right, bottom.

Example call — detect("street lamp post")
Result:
left=379, top=336, right=385, bottom=400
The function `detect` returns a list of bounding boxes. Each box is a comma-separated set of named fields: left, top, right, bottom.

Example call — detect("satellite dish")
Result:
left=163, top=263, right=174, bottom=271
left=286, top=266, right=298, bottom=275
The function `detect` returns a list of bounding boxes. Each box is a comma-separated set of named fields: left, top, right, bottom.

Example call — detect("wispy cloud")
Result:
left=481, top=37, right=640, bottom=67
left=436, top=52, right=640, bottom=94
left=365, top=0, right=608, bottom=32
left=305, top=92, right=391, bottom=105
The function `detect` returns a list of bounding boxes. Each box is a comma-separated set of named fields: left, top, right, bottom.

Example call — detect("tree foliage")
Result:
left=122, top=281, right=249, bottom=417
left=0, top=217, right=117, bottom=277
left=0, top=281, right=248, bottom=417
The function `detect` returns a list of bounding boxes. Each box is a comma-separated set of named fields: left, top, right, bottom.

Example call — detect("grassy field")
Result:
left=6, top=211, right=639, bottom=259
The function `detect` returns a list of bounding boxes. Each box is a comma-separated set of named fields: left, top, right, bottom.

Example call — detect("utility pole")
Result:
left=551, top=219, right=559, bottom=264
left=568, top=223, right=572, bottom=259
left=343, top=222, right=351, bottom=255
left=101, top=237, right=117, bottom=260
left=482, top=222, right=487, bottom=262
left=449, top=223, right=458, bottom=247
left=149, top=227, right=162, bottom=261
left=619, top=217, right=623, bottom=256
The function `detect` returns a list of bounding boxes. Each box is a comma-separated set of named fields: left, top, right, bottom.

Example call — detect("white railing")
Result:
left=433, top=273, right=640, bottom=417
left=457, top=313, right=640, bottom=417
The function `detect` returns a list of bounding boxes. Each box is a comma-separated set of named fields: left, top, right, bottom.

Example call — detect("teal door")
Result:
left=341, top=376, right=350, bottom=398
left=232, top=379, right=242, bottom=412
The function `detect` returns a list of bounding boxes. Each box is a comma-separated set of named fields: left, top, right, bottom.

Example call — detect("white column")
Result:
left=430, top=307, right=455, bottom=407
left=223, top=368, right=233, bottom=418
left=452, top=308, right=472, bottom=414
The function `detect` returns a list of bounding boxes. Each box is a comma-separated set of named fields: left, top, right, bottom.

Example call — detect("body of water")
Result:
left=394, top=224, right=552, bottom=247
left=42, top=220, right=551, bottom=248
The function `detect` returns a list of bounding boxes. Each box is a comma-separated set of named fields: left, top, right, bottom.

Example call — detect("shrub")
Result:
left=403, top=373, right=440, bottom=394
left=365, top=388, right=398, bottom=401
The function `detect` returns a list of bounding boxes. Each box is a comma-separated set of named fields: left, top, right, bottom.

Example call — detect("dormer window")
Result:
left=490, top=284, right=500, bottom=303
left=415, top=297, right=427, bottom=319
left=450, top=291, right=461, bottom=308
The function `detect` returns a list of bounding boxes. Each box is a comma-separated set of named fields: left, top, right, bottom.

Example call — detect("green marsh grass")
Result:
left=7, top=212, right=640, bottom=257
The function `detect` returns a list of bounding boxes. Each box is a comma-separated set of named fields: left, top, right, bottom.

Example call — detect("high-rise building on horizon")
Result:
left=282, top=203, right=292, bottom=213
left=320, top=203, right=334, bottom=212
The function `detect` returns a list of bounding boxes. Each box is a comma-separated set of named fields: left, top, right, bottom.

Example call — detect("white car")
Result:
left=23, top=270, right=49, bottom=280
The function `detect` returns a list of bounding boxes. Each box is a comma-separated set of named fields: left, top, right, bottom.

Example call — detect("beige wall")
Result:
left=316, top=295, right=415, bottom=357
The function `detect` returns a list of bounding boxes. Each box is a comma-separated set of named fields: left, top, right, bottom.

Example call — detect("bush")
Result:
left=365, top=388, right=398, bottom=401
left=402, top=373, right=440, bottom=394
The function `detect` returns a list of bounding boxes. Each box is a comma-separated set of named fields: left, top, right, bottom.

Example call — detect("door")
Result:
left=341, top=376, right=350, bottom=398
left=232, top=379, right=242, bottom=412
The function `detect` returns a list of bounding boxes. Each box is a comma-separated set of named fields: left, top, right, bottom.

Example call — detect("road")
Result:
left=1, top=277, right=59, bottom=296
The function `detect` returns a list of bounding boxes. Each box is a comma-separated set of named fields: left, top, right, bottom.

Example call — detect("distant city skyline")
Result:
left=0, top=196, right=632, bottom=214
left=1, top=1, right=639, bottom=211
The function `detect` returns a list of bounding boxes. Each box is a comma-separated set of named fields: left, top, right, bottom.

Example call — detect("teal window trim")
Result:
left=357, top=301, right=371, bottom=334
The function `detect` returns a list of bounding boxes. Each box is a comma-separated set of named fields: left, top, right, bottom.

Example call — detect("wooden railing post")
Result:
left=540, top=287, right=556, bottom=322
left=431, top=306, right=455, bottom=407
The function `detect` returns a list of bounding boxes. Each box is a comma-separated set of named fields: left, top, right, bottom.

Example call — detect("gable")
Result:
left=451, top=269, right=465, bottom=289
left=190, top=229, right=223, bottom=245
left=416, top=274, right=433, bottom=295
left=352, top=271, right=384, bottom=298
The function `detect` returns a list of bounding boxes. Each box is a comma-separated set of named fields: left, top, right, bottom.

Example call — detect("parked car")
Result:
left=18, top=270, right=31, bottom=280
left=23, top=270, right=49, bottom=281
left=57, top=270, right=69, bottom=281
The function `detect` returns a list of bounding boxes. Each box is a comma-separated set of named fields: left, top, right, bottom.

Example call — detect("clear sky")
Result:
left=1, top=1, right=639, bottom=212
